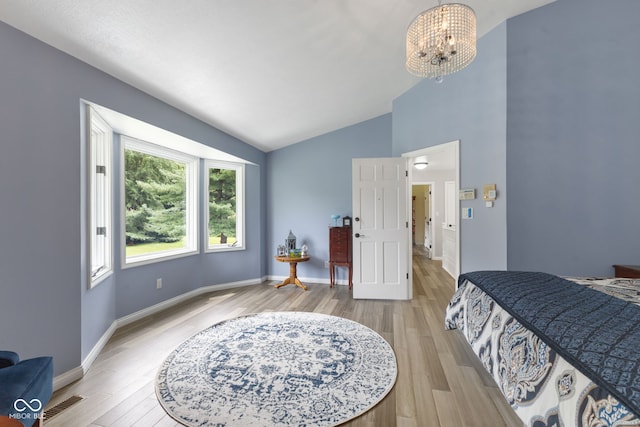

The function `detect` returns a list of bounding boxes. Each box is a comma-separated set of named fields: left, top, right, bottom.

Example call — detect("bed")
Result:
left=444, top=271, right=640, bottom=426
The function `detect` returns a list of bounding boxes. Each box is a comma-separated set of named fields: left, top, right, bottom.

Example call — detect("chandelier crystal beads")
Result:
left=406, top=3, right=476, bottom=80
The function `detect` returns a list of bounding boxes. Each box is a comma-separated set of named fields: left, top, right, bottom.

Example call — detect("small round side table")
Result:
left=273, top=255, right=311, bottom=290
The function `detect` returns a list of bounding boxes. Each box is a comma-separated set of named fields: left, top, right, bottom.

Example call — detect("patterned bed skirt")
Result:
left=445, top=279, right=639, bottom=426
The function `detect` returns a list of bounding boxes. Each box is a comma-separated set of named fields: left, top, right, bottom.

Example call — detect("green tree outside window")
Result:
left=209, top=168, right=236, bottom=245
left=125, top=149, right=187, bottom=257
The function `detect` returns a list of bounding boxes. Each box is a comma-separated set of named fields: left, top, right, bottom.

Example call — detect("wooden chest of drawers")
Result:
left=613, top=265, right=640, bottom=278
left=329, top=226, right=352, bottom=289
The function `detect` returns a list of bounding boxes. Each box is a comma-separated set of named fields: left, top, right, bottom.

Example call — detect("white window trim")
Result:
left=204, top=160, right=245, bottom=253
left=88, top=106, right=113, bottom=288
left=121, top=136, right=199, bottom=268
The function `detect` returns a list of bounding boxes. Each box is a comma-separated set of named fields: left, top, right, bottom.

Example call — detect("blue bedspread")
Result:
left=458, top=271, right=640, bottom=417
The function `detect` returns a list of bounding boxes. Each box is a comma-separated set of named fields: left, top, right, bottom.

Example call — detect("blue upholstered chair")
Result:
left=0, top=351, right=53, bottom=427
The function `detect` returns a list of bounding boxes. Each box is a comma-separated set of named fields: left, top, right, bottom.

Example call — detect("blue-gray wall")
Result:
left=0, top=21, right=266, bottom=375
left=266, top=115, right=392, bottom=283
left=506, top=0, right=640, bottom=276
left=392, top=23, right=508, bottom=273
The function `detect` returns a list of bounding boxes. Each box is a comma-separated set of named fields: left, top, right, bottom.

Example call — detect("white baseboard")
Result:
left=52, top=365, right=83, bottom=391
left=81, top=321, right=118, bottom=373
left=53, top=277, right=264, bottom=391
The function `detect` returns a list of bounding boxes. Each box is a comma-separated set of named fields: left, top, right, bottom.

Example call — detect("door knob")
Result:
left=354, top=233, right=360, bottom=238
left=355, top=217, right=360, bottom=221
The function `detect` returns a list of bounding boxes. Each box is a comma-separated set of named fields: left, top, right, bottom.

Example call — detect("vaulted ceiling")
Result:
left=0, top=0, right=555, bottom=152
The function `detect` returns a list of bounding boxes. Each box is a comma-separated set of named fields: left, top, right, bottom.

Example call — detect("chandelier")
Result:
left=406, top=2, right=476, bottom=81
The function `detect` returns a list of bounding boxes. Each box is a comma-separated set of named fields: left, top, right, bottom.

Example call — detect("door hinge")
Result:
left=406, top=273, right=409, bottom=280
left=405, top=170, right=408, bottom=177
left=406, top=221, right=409, bottom=228
left=96, top=165, right=106, bottom=174
left=96, top=227, right=107, bottom=236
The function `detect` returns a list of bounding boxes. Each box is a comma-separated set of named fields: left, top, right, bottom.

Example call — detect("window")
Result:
left=205, top=161, right=244, bottom=251
left=88, top=107, right=113, bottom=286
left=85, top=102, right=249, bottom=274
left=122, top=136, right=198, bottom=266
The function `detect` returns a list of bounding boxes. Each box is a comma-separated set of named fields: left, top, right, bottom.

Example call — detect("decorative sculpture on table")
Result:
left=286, top=230, right=297, bottom=252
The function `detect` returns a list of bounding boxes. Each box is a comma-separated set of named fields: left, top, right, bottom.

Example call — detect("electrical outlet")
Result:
left=156, top=278, right=162, bottom=289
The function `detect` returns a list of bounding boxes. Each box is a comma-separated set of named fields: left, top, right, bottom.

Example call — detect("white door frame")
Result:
left=425, top=183, right=433, bottom=257
left=402, top=140, right=460, bottom=281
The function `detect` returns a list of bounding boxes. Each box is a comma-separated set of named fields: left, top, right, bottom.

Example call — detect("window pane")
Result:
left=208, top=168, right=237, bottom=246
left=125, top=149, right=187, bottom=258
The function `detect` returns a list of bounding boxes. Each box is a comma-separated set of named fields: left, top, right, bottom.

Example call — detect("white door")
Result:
left=352, top=158, right=411, bottom=300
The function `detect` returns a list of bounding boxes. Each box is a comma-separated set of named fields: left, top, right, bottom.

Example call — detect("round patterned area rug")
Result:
left=156, top=311, right=397, bottom=426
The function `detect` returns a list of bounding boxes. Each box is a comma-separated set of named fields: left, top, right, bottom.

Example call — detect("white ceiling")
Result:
left=0, top=0, right=555, bottom=152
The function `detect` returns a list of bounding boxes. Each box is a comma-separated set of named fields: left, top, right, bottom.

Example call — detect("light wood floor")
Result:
left=45, top=247, right=522, bottom=426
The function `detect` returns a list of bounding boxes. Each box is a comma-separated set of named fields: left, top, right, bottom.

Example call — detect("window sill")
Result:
left=90, top=269, right=113, bottom=289
left=122, top=248, right=198, bottom=269
left=205, top=245, right=245, bottom=254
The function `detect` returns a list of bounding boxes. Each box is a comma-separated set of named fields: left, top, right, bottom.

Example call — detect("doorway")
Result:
left=403, top=140, right=460, bottom=282
left=412, top=183, right=433, bottom=259
left=350, top=141, right=460, bottom=299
